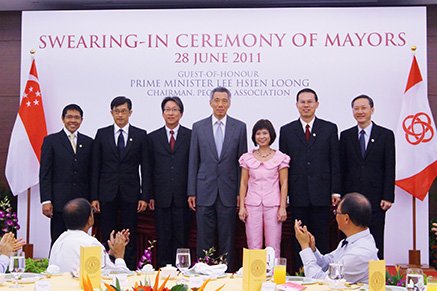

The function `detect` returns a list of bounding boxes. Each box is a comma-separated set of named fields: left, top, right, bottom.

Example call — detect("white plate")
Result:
left=182, top=269, right=226, bottom=279
left=286, top=276, right=318, bottom=285
left=41, top=271, right=63, bottom=277
left=385, top=286, right=406, bottom=291
left=101, top=270, right=135, bottom=280
left=6, top=273, right=44, bottom=284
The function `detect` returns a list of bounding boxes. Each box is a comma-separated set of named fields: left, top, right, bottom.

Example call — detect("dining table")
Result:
left=0, top=272, right=337, bottom=290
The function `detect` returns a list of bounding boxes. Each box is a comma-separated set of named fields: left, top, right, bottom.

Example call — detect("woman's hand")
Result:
left=239, top=206, right=248, bottom=222
left=277, top=207, right=287, bottom=222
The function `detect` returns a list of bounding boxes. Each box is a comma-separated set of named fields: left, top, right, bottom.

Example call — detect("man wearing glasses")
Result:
left=294, top=193, right=378, bottom=284
left=148, top=96, right=192, bottom=268
left=91, top=96, right=150, bottom=270
left=40, top=104, right=93, bottom=247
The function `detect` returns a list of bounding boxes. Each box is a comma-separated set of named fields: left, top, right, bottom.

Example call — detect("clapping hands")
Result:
left=108, top=229, right=130, bottom=259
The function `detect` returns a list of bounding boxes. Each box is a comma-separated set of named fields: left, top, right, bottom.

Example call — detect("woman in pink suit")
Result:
left=238, top=119, right=289, bottom=257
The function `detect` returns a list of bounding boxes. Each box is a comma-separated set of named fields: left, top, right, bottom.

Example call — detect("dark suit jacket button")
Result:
left=307, top=162, right=311, bottom=165
left=74, top=158, right=78, bottom=162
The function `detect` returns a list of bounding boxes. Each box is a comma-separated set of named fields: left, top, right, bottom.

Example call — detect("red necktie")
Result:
left=305, top=124, right=310, bottom=142
left=170, top=130, right=175, bottom=152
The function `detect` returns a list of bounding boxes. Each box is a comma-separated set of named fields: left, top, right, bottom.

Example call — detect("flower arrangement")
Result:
left=386, top=265, right=405, bottom=287
left=0, top=195, right=19, bottom=235
left=197, top=247, right=227, bottom=266
left=137, top=240, right=156, bottom=270
left=101, top=271, right=224, bottom=291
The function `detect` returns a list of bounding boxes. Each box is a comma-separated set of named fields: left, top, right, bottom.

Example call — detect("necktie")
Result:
left=69, top=134, right=76, bottom=153
left=117, top=129, right=125, bottom=157
left=359, top=129, right=366, bottom=158
left=169, top=130, right=175, bottom=152
left=305, top=124, right=311, bottom=142
left=341, top=240, right=348, bottom=248
left=215, top=121, right=224, bottom=157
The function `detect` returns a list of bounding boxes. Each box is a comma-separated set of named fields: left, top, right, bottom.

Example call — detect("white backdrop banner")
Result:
left=20, top=7, right=428, bottom=263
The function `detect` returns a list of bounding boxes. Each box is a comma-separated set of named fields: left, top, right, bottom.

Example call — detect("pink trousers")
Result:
left=245, top=204, right=282, bottom=257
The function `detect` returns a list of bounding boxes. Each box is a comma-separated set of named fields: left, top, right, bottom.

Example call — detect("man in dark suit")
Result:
left=91, top=96, right=150, bottom=270
left=279, top=88, right=341, bottom=272
left=40, top=104, right=93, bottom=247
left=148, top=96, right=192, bottom=268
left=339, top=94, right=395, bottom=259
left=188, top=87, right=247, bottom=272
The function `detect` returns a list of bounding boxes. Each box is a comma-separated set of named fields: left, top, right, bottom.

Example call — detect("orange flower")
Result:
left=82, top=275, right=94, bottom=291
left=104, top=282, right=117, bottom=291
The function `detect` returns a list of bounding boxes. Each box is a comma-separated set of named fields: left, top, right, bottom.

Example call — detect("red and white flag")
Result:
left=395, top=55, right=437, bottom=201
left=5, top=58, right=47, bottom=196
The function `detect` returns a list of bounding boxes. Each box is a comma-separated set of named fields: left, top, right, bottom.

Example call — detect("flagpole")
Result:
left=21, top=49, right=36, bottom=259
left=407, top=46, right=420, bottom=266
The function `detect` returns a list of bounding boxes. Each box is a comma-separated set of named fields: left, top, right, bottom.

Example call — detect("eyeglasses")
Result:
left=112, top=109, right=130, bottom=115
left=64, top=115, right=82, bottom=120
left=163, top=108, right=180, bottom=113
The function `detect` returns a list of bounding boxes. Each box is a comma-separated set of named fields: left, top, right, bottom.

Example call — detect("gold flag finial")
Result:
left=30, top=49, right=36, bottom=55
left=411, top=46, right=417, bottom=52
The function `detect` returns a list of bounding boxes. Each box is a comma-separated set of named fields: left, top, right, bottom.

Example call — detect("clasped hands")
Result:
left=0, top=233, right=25, bottom=256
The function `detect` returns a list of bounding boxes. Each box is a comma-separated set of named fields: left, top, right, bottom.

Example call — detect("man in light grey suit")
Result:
left=188, top=87, right=247, bottom=272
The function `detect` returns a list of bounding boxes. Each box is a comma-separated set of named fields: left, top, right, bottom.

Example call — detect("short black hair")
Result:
left=110, top=96, right=132, bottom=110
left=251, top=119, right=276, bottom=147
left=161, top=96, right=184, bottom=114
left=339, top=192, right=372, bottom=228
left=351, top=94, right=374, bottom=108
left=210, top=87, right=231, bottom=101
left=63, top=198, right=92, bottom=230
left=62, top=104, right=83, bottom=119
left=296, top=88, right=318, bottom=102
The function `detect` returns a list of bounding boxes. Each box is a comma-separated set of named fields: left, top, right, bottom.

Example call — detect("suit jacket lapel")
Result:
left=174, top=127, right=186, bottom=153
left=366, top=122, right=379, bottom=158
left=221, top=117, right=236, bottom=160
left=204, top=116, right=219, bottom=160
left=308, top=118, right=320, bottom=148
left=123, top=126, right=135, bottom=159
left=58, top=130, right=75, bottom=154
left=108, top=125, right=120, bottom=159
left=351, top=126, right=363, bottom=160
left=158, top=127, right=171, bottom=153
left=293, top=119, right=307, bottom=146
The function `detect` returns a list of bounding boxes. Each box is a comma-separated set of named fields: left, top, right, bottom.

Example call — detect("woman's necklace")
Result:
left=256, top=148, right=273, bottom=158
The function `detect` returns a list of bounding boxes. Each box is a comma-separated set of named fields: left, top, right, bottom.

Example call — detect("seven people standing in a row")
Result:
left=39, top=87, right=395, bottom=279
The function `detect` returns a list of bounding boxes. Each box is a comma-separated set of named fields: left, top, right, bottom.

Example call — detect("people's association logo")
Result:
left=402, top=112, right=435, bottom=145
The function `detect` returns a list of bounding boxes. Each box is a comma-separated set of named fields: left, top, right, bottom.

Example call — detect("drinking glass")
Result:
left=273, top=257, right=287, bottom=284
left=328, top=261, right=344, bottom=289
left=175, top=248, right=191, bottom=273
left=9, top=251, right=25, bottom=288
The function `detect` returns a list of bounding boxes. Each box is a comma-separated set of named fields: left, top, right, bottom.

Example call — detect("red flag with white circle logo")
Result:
left=395, top=55, right=437, bottom=200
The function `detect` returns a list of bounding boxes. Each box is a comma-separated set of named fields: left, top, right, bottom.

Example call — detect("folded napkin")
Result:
left=141, top=264, right=154, bottom=273
left=193, top=263, right=227, bottom=276
left=46, top=265, right=60, bottom=274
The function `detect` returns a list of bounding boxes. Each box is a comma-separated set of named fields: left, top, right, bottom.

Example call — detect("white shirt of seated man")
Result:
left=49, top=198, right=130, bottom=273
left=294, top=193, right=378, bottom=284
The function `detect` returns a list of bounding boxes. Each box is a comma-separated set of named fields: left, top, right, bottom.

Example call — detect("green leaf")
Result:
left=170, top=284, right=189, bottom=291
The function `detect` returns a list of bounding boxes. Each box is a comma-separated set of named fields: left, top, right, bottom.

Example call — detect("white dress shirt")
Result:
left=0, top=255, right=8, bottom=273
left=114, top=124, right=129, bottom=147
left=49, top=230, right=130, bottom=273
left=299, top=117, right=315, bottom=133
left=212, top=115, right=227, bottom=138
left=357, top=122, right=373, bottom=150
left=165, top=124, right=180, bottom=142
left=299, top=228, right=378, bottom=283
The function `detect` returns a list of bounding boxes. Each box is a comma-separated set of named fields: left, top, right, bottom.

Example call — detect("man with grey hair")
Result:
left=188, top=87, right=247, bottom=271
left=295, top=193, right=378, bottom=283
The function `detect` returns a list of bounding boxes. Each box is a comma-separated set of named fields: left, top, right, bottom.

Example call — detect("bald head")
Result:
left=338, top=193, right=372, bottom=228
left=63, top=198, right=92, bottom=230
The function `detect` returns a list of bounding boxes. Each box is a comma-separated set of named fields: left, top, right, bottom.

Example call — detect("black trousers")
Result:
left=291, top=205, right=331, bottom=273
left=196, top=196, right=236, bottom=272
left=155, top=204, right=191, bottom=268
left=369, top=208, right=386, bottom=259
left=50, top=211, right=67, bottom=248
left=100, top=196, right=138, bottom=270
